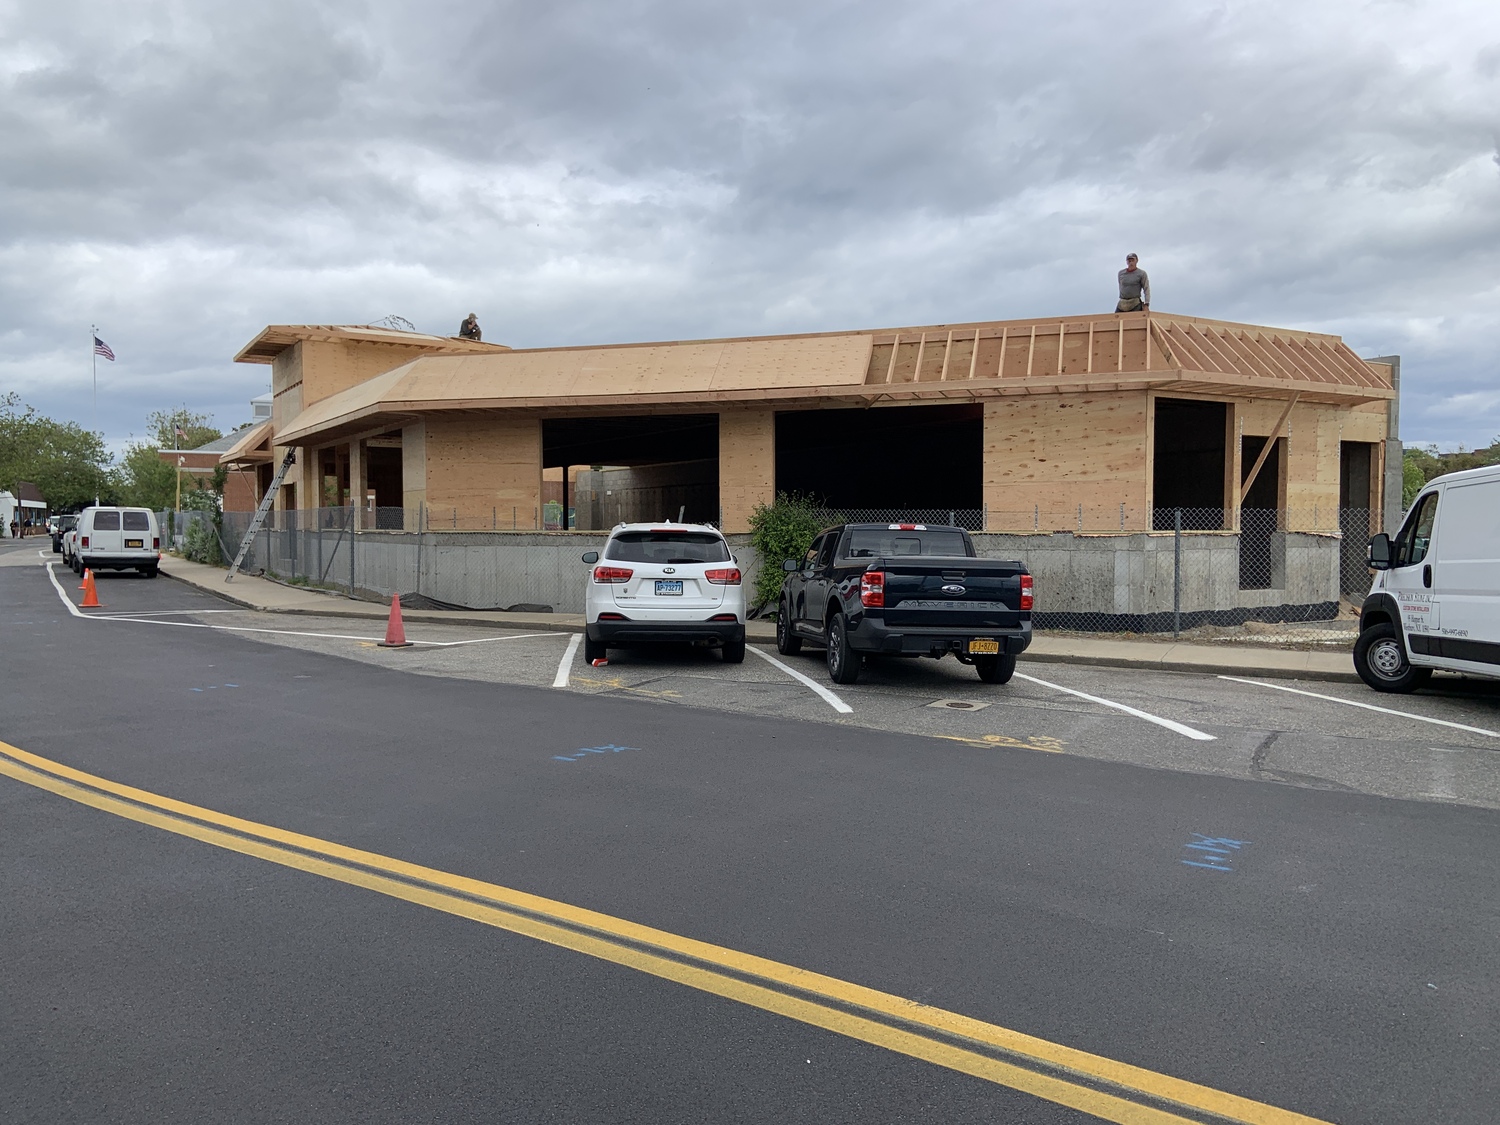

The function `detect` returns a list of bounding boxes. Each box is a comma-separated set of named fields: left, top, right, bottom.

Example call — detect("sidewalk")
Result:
left=158, top=555, right=1360, bottom=682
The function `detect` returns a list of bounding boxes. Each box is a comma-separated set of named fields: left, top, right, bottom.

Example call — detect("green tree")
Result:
left=114, top=442, right=179, bottom=510
left=148, top=407, right=221, bottom=450
left=0, top=393, right=114, bottom=510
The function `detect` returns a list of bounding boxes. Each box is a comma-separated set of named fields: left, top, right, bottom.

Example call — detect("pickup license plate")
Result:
left=125, top=539, right=144, bottom=548
left=968, top=639, right=1000, bottom=655
left=654, top=580, right=684, bottom=596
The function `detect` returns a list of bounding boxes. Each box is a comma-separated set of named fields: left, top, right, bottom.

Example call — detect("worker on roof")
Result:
left=459, top=313, right=482, bottom=341
left=1116, top=254, right=1150, bottom=314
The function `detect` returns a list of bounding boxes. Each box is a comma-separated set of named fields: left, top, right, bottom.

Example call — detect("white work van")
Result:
left=73, top=506, right=161, bottom=578
left=1356, top=463, right=1500, bottom=692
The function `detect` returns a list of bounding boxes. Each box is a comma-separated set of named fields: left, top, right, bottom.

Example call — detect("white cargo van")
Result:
left=73, top=506, right=161, bottom=578
left=1356, top=463, right=1500, bottom=692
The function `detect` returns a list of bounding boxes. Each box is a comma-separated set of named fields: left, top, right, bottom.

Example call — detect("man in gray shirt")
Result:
left=1116, top=254, right=1150, bottom=313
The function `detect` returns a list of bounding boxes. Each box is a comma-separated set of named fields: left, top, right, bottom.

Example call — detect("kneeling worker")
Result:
left=1116, top=254, right=1150, bottom=313
left=459, top=313, right=482, bottom=341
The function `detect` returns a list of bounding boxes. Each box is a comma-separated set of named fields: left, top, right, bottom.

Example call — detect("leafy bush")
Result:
left=747, top=492, right=841, bottom=613
left=183, top=517, right=222, bottom=566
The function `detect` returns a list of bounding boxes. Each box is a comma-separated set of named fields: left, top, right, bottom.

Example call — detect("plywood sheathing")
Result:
left=719, top=409, right=776, bottom=533
left=982, top=394, right=1150, bottom=530
left=424, top=415, right=540, bottom=527
left=235, top=324, right=511, bottom=365
left=276, top=335, right=876, bottom=445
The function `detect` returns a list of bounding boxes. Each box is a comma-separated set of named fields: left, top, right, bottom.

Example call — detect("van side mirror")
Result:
left=781, top=558, right=799, bottom=572
left=1367, top=533, right=1392, bottom=570
left=581, top=551, right=599, bottom=564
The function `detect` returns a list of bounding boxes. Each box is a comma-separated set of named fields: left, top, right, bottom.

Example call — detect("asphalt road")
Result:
left=3, top=541, right=1498, bottom=1123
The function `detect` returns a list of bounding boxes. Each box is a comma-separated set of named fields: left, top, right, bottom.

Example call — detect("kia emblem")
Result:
left=942, top=584, right=966, bottom=596
left=663, top=567, right=675, bottom=574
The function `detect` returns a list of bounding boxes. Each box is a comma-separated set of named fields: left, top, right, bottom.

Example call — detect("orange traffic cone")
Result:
left=80, top=569, right=102, bottom=608
left=377, top=593, right=414, bottom=648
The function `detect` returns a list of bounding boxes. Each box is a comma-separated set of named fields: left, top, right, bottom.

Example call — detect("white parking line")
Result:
left=45, top=564, right=561, bottom=648
left=553, top=634, right=583, bottom=687
left=748, top=645, right=853, bottom=714
left=1217, top=676, right=1499, bottom=738
left=1013, top=671, right=1216, bottom=741
left=88, top=608, right=245, bottom=618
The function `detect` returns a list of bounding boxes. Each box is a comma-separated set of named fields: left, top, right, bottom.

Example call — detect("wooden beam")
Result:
left=1239, top=391, right=1300, bottom=504
left=912, top=332, right=927, bottom=383
left=1116, top=322, right=1124, bottom=371
left=994, top=327, right=1006, bottom=378
left=939, top=330, right=953, bottom=381
left=1026, top=325, right=1038, bottom=377
left=885, top=334, right=900, bottom=383
left=1086, top=322, right=1094, bottom=374
left=970, top=328, right=982, bottom=380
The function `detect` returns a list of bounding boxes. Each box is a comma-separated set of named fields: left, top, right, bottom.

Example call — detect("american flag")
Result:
left=93, top=336, right=115, bottom=361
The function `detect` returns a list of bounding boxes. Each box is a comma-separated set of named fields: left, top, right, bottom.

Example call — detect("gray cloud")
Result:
left=2, top=0, right=1498, bottom=454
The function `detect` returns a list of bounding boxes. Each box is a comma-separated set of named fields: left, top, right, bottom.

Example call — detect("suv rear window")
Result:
left=606, top=531, right=730, bottom=563
left=844, top=529, right=971, bottom=558
left=122, top=511, right=150, bottom=531
left=93, top=511, right=120, bottom=530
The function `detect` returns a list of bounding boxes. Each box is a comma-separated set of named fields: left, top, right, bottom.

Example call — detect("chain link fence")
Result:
left=167, top=504, right=1379, bottom=648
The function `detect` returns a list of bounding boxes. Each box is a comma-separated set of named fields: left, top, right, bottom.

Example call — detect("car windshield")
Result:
left=844, top=529, right=971, bottom=558
left=606, top=531, right=730, bottom=564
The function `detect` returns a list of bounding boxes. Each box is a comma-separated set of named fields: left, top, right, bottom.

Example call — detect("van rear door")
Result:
left=121, top=510, right=152, bottom=553
left=1430, top=478, right=1500, bottom=670
left=90, top=509, right=123, bottom=554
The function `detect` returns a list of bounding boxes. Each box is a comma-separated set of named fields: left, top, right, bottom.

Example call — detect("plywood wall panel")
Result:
left=423, top=416, right=540, bottom=523
left=720, top=409, right=774, bottom=533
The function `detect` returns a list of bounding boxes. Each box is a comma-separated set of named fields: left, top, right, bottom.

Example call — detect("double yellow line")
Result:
left=0, top=740, right=1332, bottom=1125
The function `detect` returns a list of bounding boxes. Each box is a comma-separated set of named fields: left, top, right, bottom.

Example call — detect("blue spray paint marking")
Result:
left=1181, top=833, right=1250, bottom=872
left=553, top=743, right=640, bottom=762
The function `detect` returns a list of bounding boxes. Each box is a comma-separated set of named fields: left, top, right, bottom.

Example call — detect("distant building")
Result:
left=159, top=397, right=277, bottom=511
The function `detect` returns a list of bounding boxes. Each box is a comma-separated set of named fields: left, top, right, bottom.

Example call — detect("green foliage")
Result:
left=747, top=492, right=841, bottom=613
left=148, top=407, right=221, bottom=450
left=115, top=442, right=178, bottom=510
left=183, top=517, right=222, bottom=565
left=1402, top=439, right=1500, bottom=507
left=0, top=392, right=114, bottom=510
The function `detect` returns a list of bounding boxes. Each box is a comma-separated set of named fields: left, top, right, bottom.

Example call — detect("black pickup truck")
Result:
left=774, top=523, right=1032, bottom=685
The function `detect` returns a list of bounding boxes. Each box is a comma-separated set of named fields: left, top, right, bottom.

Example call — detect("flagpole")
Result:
left=91, top=324, right=99, bottom=505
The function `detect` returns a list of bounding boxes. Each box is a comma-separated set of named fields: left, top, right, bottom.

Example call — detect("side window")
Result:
left=802, top=535, right=824, bottom=571
left=1395, top=492, right=1439, bottom=567
left=816, top=534, right=838, bottom=569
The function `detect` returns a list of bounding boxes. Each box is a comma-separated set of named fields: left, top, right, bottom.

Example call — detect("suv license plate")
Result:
left=125, top=539, right=144, bottom=548
left=968, top=639, right=1000, bottom=655
left=654, top=580, right=684, bottom=596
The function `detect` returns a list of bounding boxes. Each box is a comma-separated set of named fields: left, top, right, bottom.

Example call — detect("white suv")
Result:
left=581, top=523, right=746, bottom=664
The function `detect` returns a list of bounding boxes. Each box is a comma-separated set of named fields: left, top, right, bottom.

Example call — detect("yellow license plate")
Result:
left=968, top=639, right=1000, bottom=655
left=125, top=539, right=144, bottom=548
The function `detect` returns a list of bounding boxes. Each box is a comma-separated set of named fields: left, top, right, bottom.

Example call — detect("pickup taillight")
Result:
left=593, top=566, right=633, bottom=583
left=704, top=568, right=741, bottom=585
left=860, top=570, right=885, bottom=608
left=1020, top=574, right=1033, bottom=611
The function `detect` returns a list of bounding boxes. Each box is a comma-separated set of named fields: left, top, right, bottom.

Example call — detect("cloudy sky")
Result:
left=2, top=0, right=1497, bottom=453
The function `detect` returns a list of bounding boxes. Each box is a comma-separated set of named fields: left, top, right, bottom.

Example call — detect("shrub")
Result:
left=747, top=492, right=841, bottom=613
left=183, top=517, right=222, bottom=566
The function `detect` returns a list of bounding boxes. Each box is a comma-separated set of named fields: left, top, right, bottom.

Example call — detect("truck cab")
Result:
left=1356, top=463, right=1500, bottom=692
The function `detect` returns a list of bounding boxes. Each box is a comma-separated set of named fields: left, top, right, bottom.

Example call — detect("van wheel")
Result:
left=1354, top=623, right=1431, bottom=693
left=975, top=654, right=1017, bottom=684
left=721, top=638, right=746, bottom=664
left=140, top=566, right=159, bottom=578
left=826, top=613, right=861, bottom=685
left=775, top=602, right=802, bottom=655
left=583, top=635, right=606, bottom=664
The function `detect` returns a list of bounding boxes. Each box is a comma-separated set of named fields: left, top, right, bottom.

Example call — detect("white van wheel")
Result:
left=1354, top=623, right=1431, bottom=694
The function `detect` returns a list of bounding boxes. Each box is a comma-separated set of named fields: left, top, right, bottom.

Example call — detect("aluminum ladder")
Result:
left=226, top=449, right=295, bottom=581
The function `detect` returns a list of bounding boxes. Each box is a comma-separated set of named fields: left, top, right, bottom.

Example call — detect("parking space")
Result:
left=23, top=549, right=1500, bottom=809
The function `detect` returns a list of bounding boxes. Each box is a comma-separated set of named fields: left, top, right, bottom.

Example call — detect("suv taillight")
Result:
left=704, top=568, right=741, bottom=585
left=1020, top=574, right=1033, bottom=611
left=860, top=570, right=885, bottom=608
left=593, top=566, right=633, bottom=583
